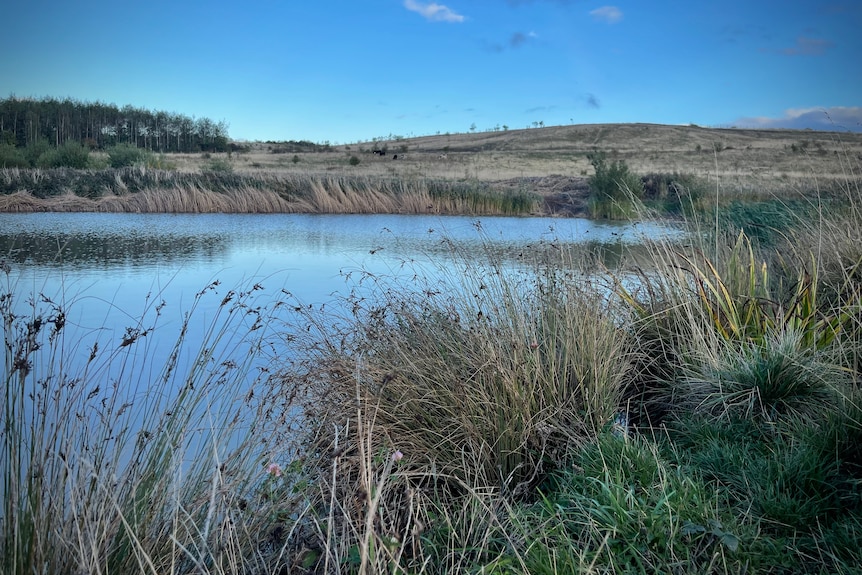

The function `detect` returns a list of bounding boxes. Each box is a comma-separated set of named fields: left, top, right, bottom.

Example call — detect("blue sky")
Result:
left=2, top=0, right=860, bottom=142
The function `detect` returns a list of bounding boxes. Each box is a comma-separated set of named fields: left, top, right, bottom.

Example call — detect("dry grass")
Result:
left=229, top=123, right=862, bottom=185
left=5, top=123, right=859, bottom=214
left=0, top=169, right=539, bottom=215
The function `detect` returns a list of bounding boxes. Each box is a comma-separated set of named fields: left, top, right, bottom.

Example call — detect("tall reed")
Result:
left=0, top=168, right=540, bottom=215
left=1, top=264, right=301, bottom=574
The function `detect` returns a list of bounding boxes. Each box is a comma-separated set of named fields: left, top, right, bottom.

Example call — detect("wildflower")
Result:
left=391, top=450, right=404, bottom=463
left=529, top=341, right=539, bottom=350
left=266, top=462, right=283, bottom=477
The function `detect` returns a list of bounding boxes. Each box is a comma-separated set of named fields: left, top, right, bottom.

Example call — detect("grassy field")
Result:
left=216, top=123, right=862, bottom=197
left=2, top=123, right=862, bottom=215
left=197, top=123, right=862, bottom=180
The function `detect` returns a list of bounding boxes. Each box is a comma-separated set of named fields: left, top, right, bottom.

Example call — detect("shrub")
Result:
left=586, top=151, right=643, bottom=219
left=0, top=143, right=28, bottom=168
left=34, top=141, right=90, bottom=169
left=202, top=158, right=233, bottom=173
left=144, top=154, right=177, bottom=170
left=107, top=143, right=151, bottom=168
left=23, top=140, right=52, bottom=167
left=641, top=172, right=709, bottom=216
left=86, top=153, right=109, bottom=170
left=348, top=155, right=360, bottom=166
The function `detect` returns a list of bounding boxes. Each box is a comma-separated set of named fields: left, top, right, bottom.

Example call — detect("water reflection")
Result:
left=0, top=213, right=680, bottom=272
left=0, top=230, right=229, bottom=269
left=1, top=212, right=682, bottom=378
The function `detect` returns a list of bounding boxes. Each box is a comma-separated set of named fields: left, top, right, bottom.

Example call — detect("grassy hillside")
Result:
left=236, top=123, right=862, bottom=183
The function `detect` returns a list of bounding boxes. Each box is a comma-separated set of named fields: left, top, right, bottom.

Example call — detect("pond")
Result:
left=2, top=210, right=677, bottom=301
left=1, top=212, right=680, bottom=399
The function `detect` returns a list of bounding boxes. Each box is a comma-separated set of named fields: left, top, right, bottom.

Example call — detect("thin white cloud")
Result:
left=404, top=0, right=466, bottom=23
left=589, top=6, right=623, bottom=24
left=736, top=107, right=862, bottom=132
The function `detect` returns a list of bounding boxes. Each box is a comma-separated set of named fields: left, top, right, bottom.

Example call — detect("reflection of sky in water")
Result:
left=1, top=211, right=681, bottom=300
left=1, top=213, right=682, bottom=384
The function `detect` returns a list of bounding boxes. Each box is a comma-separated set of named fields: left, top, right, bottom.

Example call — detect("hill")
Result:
left=227, top=123, right=862, bottom=193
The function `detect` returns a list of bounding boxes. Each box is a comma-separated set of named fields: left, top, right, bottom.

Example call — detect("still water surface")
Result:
left=1, top=212, right=679, bottom=385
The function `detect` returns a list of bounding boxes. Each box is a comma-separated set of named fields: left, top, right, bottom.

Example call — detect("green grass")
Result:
left=523, top=434, right=744, bottom=573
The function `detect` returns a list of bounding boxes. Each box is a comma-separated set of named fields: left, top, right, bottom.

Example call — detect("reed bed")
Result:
left=1, top=271, right=306, bottom=575
left=0, top=167, right=540, bottom=215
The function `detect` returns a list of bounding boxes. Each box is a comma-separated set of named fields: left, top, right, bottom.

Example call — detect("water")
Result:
left=1, top=211, right=675, bottom=303
left=1, top=212, right=680, bottom=393
left=2, top=211, right=675, bottom=378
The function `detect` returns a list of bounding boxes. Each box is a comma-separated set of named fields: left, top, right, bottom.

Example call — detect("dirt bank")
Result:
left=494, top=175, right=591, bottom=217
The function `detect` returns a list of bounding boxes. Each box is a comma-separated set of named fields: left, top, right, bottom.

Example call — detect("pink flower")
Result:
left=391, top=450, right=404, bottom=463
left=266, top=463, right=283, bottom=477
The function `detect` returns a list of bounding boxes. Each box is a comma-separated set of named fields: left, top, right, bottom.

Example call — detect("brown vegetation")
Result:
left=0, top=172, right=540, bottom=215
left=3, top=123, right=862, bottom=214
left=239, top=122, right=862, bottom=183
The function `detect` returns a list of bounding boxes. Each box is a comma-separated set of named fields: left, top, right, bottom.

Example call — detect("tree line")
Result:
left=0, top=96, right=230, bottom=153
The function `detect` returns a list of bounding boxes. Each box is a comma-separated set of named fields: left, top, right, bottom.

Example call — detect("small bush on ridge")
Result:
left=34, top=141, right=91, bottom=169
left=107, top=143, right=152, bottom=168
